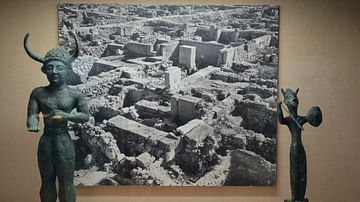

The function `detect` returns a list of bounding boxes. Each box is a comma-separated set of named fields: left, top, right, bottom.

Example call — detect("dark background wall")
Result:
left=0, top=0, right=359, bottom=201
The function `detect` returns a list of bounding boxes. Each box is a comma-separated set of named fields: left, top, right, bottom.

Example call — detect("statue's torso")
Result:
left=33, top=86, right=78, bottom=128
left=287, top=116, right=306, bottom=145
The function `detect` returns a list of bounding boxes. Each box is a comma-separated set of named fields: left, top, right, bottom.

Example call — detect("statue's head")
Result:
left=281, top=88, right=299, bottom=111
left=23, top=32, right=79, bottom=85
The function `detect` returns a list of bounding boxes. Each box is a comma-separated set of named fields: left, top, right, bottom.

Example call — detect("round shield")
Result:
left=306, top=106, right=322, bottom=127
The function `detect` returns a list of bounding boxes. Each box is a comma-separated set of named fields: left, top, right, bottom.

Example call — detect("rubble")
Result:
left=224, top=149, right=276, bottom=186
left=72, top=123, right=125, bottom=170
left=232, top=94, right=277, bottom=137
left=74, top=68, right=124, bottom=98
left=106, top=115, right=180, bottom=159
left=59, top=4, right=279, bottom=186
left=134, top=99, right=171, bottom=118
left=196, top=155, right=231, bottom=186
left=176, top=120, right=218, bottom=176
left=130, top=159, right=186, bottom=185
left=212, top=94, right=243, bottom=119
left=74, top=170, right=116, bottom=186
left=211, top=71, right=246, bottom=83
left=68, top=56, right=98, bottom=84
left=101, top=43, right=125, bottom=57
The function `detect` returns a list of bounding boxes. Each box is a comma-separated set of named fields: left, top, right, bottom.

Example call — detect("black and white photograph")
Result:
left=58, top=4, right=279, bottom=186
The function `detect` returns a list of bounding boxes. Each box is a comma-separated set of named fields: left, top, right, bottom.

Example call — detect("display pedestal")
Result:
left=284, top=199, right=308, bottom=202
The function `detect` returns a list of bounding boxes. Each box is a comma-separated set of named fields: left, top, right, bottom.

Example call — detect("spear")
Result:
left=279, top=102, right=304, bottom=131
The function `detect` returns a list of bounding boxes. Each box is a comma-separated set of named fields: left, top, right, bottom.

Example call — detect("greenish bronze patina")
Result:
left=278, top=88, right=322, bottom=202
left=25, top=32, right=89, bottom=202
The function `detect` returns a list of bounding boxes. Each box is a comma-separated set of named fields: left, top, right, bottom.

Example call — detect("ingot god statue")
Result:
left=24, top=32, right=89, bottom=202
left=278, top=88, right=322, bottom=202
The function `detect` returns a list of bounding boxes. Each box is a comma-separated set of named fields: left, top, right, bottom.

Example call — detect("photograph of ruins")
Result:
left=58, top=4, right=279, bottom=186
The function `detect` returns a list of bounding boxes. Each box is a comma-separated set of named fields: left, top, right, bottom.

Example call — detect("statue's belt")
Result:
left=43, top=127, right=68, bottom=135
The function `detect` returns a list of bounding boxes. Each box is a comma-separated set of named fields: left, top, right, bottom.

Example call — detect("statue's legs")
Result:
left=38, top=132, right=76, bottom=202
left=54, top=133, right=76, bottom=202
left=290, top=143, right=307, bottom=201
left=56, top=158, right=76, bottom=202
left=38, top=135, right=57, bottom=202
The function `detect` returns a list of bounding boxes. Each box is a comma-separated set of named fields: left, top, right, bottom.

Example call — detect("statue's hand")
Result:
left=28, top=126, right=40, bottom=133
left=50, top=110, right=70, bottom=121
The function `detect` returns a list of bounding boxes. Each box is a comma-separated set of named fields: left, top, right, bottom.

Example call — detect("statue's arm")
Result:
left=74, top=92, right=90, bottom=123
left=27, top=89, right=40, bottom=132
left=51, top=91, right=89, bottom=123
left=53, top=92, right=89, bottom=123
left=300, top=116, right=308, bottom=126
left=67, top=92, right=89, bottom=123
left=277, top=101, right=288, bottom=125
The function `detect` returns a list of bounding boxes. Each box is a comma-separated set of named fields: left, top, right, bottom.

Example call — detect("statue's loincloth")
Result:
left=37, top=127, right=75, bottom=162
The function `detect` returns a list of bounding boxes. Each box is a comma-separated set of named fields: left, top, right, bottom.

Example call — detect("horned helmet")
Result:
left=23, top=32, right=79, bottom=73
left=281, top=88, right=299, bottom=111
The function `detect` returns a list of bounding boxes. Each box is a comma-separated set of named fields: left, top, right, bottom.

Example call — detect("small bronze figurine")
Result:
left=24, top=32, right=89, bottom=202
left=278, top=88, right=322, bottom=202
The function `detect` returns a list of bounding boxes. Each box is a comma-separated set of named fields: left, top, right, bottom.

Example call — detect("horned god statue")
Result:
left=24, top=32, right=89, bottom=202
left=278, top=88, right=322, bottom=202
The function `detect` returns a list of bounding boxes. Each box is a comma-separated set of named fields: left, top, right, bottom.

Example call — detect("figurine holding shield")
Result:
left=278, top=88, right=322, bottom=202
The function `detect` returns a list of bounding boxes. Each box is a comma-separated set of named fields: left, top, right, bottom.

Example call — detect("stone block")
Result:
left=177, top=95, right=202, bottom=123
left=136, top=152, right=155, bottom=168
left=121, top=68, right=145, bottom=79
left=165, top=67, right=182, bottom=91
left=234, top=98, right=277, bottom=137
left=158, top=134, right=181, bottom=154
left=224, top=149, right=276, bottom=186
left=126, top=42, right=156, bottom=57
left=183, top=122, right=214, bottom=147
left=176, top=119, right=203, bottom=135
left=212, top=94, right=243, bottom=119
left=107, top=116, right=180, bottom=158
left=129, top=108, right=139, bottom=120
left=170, top=95, right=179, bottom=117
left=102, top=43, right=125, bottom=57
left=135, top=100, right=171, bottom=118
left=88, top=60, right=121, bottom=76
left=118, top=78, right=148, bottom=89
left=180, top=66, right=218, bottom=87
left=179, top=45, right=196, bottom=69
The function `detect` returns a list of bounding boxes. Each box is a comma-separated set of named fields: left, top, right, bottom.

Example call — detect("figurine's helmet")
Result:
left=23, top=32, right=79, bottom=73
left=281, top=88, right=299, bottom=109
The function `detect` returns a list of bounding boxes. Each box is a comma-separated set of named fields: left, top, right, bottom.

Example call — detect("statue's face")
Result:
left=43, top=60, right=67, bottom=84
left=284, top=91, right=299, bottom=110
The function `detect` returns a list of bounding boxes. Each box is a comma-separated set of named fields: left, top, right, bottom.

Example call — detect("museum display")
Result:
left=24, top=32, right=90, bottom=202
left=278, top=88, right=322, bottom=202
left=58, top=4, right=279, bottom=186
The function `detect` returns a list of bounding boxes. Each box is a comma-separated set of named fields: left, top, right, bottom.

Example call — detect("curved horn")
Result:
left=67, top=31, right=80, bottom=64
left=23, top=33, right=44, bottom=63
left=281, top=88, right=285, bottom=96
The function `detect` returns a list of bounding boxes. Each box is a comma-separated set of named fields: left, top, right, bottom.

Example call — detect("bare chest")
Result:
left=37, top=89, right=76, bottom=113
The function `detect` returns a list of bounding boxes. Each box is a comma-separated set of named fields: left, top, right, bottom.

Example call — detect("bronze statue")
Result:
left=278, top=88, right=322, bottom=202
left=24, top=32, right=89, bottom=202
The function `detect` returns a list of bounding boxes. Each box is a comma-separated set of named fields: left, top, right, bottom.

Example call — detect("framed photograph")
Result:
left=58, top=4, right=279, bottom=186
